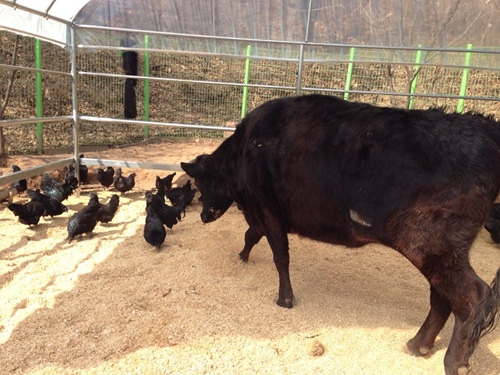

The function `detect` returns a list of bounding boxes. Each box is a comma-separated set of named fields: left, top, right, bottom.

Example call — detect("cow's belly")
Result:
left=289, top=219, right=377, bottom=248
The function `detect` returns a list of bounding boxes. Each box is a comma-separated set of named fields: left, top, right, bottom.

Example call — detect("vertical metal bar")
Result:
left=457, top=43, right=473, bottom=114
left=241, top=45, right=252, bottom=118
left=343, top=47, right=356, bottom=101
left=296, top=0, right=313, bottom=95
left=212, top=0, right=216, bottom=52
left=266, top=0, right=271, bottom=56
left=70, top=27, right=80, bottom=193
left=247, top=0, right=257, bottom=54
left=296, top=50, right=305, bottom=95
left=408, top=45, right=422, bottom=109
left=35, top=38, right=43, bottom=154
left=229, top=0, right=237, bottom=54
left=144, top=35, right=150, bottom=138
left=279, top=0, right=285, bottom=57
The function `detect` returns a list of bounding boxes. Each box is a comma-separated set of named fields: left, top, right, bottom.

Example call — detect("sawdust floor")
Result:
left=0, top=139, right=498, bottom=375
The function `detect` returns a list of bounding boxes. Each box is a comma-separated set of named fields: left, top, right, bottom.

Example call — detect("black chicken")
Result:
left=67, top=199, right=101, bottom=243
left=144, top=203, right=166, bottom=250
left=88, top=193, right=120, bottom=223
left=8, top=189, right=45, bottom=227
left=41, top=172, right=76, bottom=202
left=10, top=165, right=27, bottom=193
left=154, top=176, right=169, bottom=203
left=78, top=154, right=89, bottom=183
left=97, top=166, right=115, bottom=189
left=155, top=172, right=176, bottom=191
left=155, top=181, right=167, bottom=203
left=64, top=165, right=79, bottom=188
left=87, top=192, right=99, bottom=206
left=27, top=188, right=68, bottom=218
left=145, top=190, right=182, bottom=230
left=166, top=180, right=196, bottom=215
left=113, top=167, right=136, bottom=193
left=65, top=156, right=88, bottom=186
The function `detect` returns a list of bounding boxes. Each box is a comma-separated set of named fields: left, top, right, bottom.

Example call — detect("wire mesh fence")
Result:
left=1, top=31, right=499, bottom=155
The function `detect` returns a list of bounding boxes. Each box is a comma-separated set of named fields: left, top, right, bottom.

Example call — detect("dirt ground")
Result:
left=0, top=139, right=498, bottom=375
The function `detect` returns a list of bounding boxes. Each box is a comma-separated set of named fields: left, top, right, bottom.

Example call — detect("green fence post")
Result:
left=241, top=45, right=252, bottom=118
left=457, top=43, right=473, bottom=114
left=344, top=47, right=356, bottom=101
left=35, top=39, right=43, bottom=154
left=144, top=35, right=150, bottom=138
left=408, top=45, right=422, bottom=109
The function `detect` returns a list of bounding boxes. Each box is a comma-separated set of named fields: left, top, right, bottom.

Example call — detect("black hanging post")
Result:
left=120, top=37, right=138, bottom=119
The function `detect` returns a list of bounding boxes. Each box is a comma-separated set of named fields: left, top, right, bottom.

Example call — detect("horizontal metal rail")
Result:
left=78, top=71, right=296, bottom=91
left=0, top=63, right=71, bottom=76
left=76, top=24, right=305, bottom=48
left=0, top=157, right=74, bottom=187
left=79, top=116, right=237, bottom=132
left=0, top=157, right=186, bottom=193
left=75, top=24, right=500, bottom=56
left=80, top=158, right=184, bottom=172
left=78, top=71, right=500, bottom=103
left=0, top=116, right=72, bottom=126
left=78, top=44, right=302, bottom=64
left=301, top=87, right=500, bottom=102
left=301, top=59, right=500, bottom=72
left=78, top=44, right=500, bottom=72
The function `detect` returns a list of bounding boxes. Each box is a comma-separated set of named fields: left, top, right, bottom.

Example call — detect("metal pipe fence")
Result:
left=1, top=9, right=500, bottom=189
left=1, top=33, right=500, bottom=154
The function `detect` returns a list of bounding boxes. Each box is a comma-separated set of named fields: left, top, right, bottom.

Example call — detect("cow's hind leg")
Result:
left=407, top=286, right=452, bottom=356
left=239, top=225, right=263, bottom=262
left=441, top=272, right=489, bottom=375
left=416, top=260, right=489, bottom=375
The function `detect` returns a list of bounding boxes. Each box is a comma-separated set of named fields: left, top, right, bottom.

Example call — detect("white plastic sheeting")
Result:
left=1, top=0, right=500, bottom=54
left=0, top=0, right=91, bottom=46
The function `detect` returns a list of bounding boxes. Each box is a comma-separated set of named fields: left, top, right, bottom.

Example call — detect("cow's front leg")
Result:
left=239, top=225, right=263, bottom=262
left=263, top=219, right=293, bottom=308
left=274, top=248, right=294, bottom=308
left=407, top=286, right=452, bottom=356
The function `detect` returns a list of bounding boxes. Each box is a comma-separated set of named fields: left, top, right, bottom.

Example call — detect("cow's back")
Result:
left=231, top=95, right=500, bottom=246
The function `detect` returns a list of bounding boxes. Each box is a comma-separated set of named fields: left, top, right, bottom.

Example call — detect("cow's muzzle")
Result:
left=201, top=207, right=227, bottom=223
left=201, top=211, right=216, bottom=223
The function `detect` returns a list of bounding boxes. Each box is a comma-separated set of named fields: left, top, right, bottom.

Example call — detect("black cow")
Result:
left=181, top=94, right=500, bottom=375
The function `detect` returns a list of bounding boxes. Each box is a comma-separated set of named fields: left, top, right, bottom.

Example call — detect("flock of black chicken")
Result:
left=143, top=172, right=196, bottom=250
left=6, top=162, right=196, bottom=250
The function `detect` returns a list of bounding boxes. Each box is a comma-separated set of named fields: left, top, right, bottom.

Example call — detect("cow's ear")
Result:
left=181, top=160, right=202, bottom=177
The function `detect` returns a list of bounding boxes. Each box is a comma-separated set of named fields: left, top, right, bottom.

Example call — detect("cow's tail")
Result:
left=467, top=267, right=500, bottom=351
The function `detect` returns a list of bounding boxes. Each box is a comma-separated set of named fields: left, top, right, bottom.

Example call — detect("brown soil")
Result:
left=0, top=139, right=498, bottom=375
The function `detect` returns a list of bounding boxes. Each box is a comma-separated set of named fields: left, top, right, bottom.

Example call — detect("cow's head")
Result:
left=181, top=154, right=234, bottom=223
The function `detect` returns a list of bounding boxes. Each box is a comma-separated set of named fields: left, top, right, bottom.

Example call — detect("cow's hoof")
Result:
left=277, top=297, right=294, bottom=309
left=457, top=365, right=469, bottom=375
left=406, top=338, right=432, bottom=357
left=238, top=253, right=249, bottom=262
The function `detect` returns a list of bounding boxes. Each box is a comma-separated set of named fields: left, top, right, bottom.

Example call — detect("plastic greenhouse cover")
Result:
left=1, top=0, right=500, bottom=58
left=0, top=0, right=91, bottom=46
